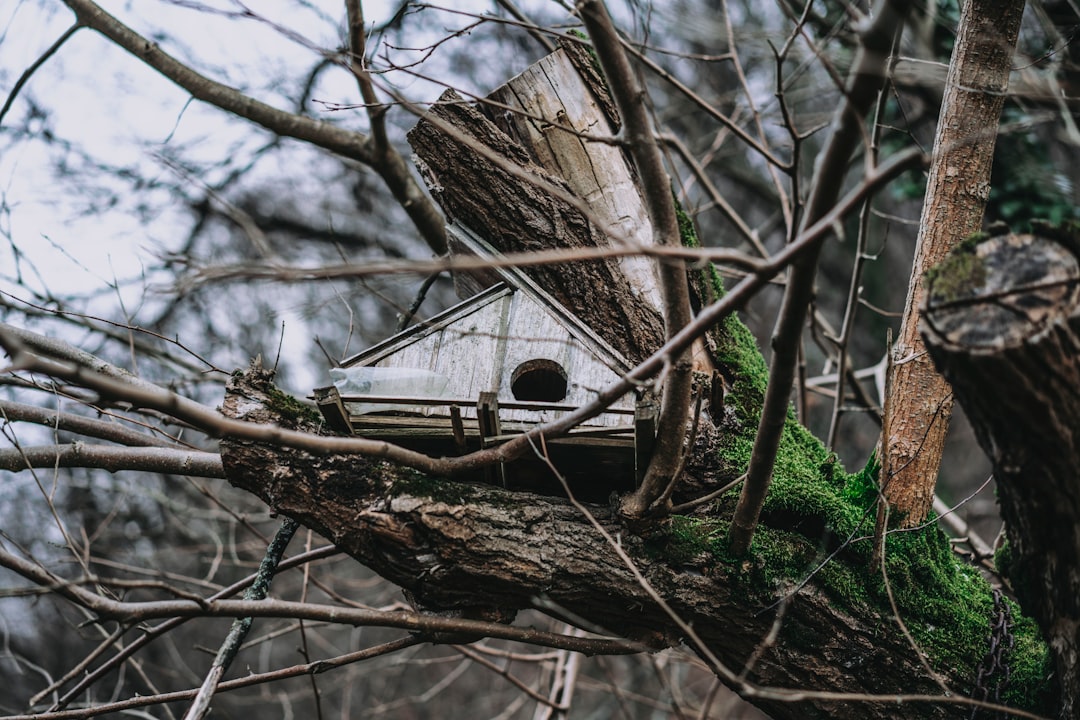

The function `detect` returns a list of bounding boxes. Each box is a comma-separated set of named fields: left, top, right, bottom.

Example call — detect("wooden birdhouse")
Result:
left=314, top=225, right=656, bottom=500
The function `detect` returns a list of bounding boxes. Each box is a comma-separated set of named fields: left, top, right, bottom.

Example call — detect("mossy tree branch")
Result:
left=219, top=363, right=1051, bottom=720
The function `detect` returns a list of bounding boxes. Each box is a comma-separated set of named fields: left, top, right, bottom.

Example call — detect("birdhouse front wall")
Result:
left=338, top=285, right=634, bottom=430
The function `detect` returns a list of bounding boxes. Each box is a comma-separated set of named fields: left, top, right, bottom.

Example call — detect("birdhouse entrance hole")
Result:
left=511, top=359, right=568, bottom=402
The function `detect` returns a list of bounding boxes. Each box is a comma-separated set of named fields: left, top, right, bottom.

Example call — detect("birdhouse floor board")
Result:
left=333, top=394, right=635, bottom=416
left=344, top=423, right=634, bottom=446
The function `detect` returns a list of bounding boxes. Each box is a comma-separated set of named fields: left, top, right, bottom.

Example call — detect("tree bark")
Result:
left=220, top=365, right=978, bottom=720
left=884, top=0, right=1025, bottom=526
left=923, top=229, right=1080, bottom=718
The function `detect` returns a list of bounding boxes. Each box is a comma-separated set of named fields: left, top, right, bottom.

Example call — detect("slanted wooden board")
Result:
left=407, top=45, right=667, bottom=367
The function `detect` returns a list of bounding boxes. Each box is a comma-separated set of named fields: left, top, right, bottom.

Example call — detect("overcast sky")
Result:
left=1, top=1, right=520, bottom=392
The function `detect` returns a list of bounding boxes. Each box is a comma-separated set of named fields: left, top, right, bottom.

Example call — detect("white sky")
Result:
left=0, top=0, right=502, bottom=296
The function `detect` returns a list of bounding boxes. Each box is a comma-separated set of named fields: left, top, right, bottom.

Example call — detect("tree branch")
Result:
left=0, top=544, right=641, bottom=655
left=184, top=518, right=299, bottom=720
left=214, top=365, right=1041, bottom=720
left=576, top=1, right=695, bottom=522
left=9, top=637, right=422, bottom=720
left=0, top=399, right=185, bottom=448
left=0, top=22, right=83, bottom=127
left=883, top=0, right=1026, bottom=526
left=58, top=0, right=447, bottom=254
left=0, top=443, right=224, bottom=477
left=728, top=0, right=911, bottom=556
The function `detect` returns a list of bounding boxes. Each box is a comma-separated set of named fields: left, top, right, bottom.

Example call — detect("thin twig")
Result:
left=0, top=23, right=83, bottom=127
left=58, top=0, right=447, bottom=253
left=826, top=21, right=900, bottom=448
left=576, top=0, right=696, bottom=522
left=728, top=0, right=910, bottom=557
left=183, top=517, right=300, bottom=719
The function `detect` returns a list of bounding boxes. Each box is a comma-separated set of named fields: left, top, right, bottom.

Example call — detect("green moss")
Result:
left=957, top=231, right=990, bottom=251
left=655, top=502, right=1049, bottom=707
left=925, top=244, right=987, bottom=304
left=993, top=538, right=1013, bottom=578
left=264, top=385, right=322, bottom=426
left=566, top=29, right=603, bottom=80
left=674, top=196, right=700, bottom=249
left=1002, top=611, right=1055, bottom=711
left=673, top=194, right=772, bottom=476
left=390, top=470, right=473, bottom=504
left=654, top=207, right=1052, bottom=710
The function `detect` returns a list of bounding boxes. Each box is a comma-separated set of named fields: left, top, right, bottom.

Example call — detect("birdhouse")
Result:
left=314, top=224, right=656, bottom=500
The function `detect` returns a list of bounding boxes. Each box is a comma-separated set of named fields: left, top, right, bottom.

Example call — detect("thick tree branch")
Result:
left=214, top=367, right=1037, bottom=720
left=923, top=230, right=1080, bottom=716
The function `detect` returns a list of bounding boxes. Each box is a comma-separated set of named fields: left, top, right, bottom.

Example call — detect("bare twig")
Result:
left=0, top=23, right=83, bottom=127
left=184, top=517, right=299, bottom=720
left=58, top=0, right=447, bottom=254
left=39, top=546, right=342, bottom=709
left=182, top=242, right=763, bottom=289
left=18, top=637, right=424, bottom=720
left=0, top=399, right=186, bottom=448
left=0, top=443, right=224, bottom=477
left=826, top=30, right=898, bottom=449
left=0, top=544, right=642, bottom=655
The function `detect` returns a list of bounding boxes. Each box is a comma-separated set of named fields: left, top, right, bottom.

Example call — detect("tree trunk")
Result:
left=923, top=229, right=1080, bottom=718
left=884, top=0, right=1025, bottom=526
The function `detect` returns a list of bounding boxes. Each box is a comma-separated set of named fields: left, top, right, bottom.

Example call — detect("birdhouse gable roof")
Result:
left=338, top=223, right=634, bottom=379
